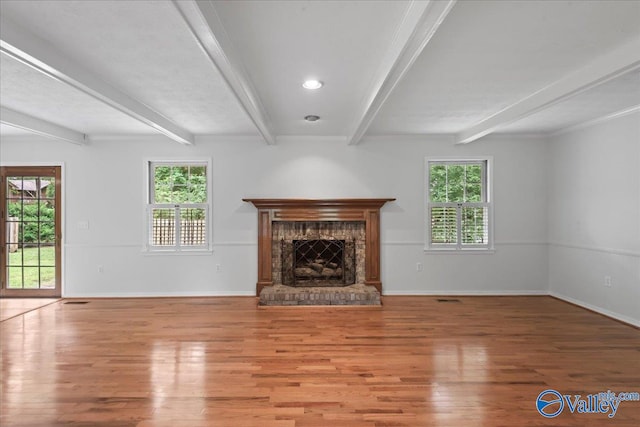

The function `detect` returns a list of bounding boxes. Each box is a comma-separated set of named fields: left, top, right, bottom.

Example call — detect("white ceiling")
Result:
left=0, top=0, right=638, bottom=145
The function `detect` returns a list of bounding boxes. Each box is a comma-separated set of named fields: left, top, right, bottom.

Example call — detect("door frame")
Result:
left=0, top=163, right=64, bottom=298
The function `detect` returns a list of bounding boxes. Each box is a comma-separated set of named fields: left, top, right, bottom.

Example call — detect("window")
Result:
left=425, top=158, right=492, bottom=251
left=146, top=161, right=210, bottom=251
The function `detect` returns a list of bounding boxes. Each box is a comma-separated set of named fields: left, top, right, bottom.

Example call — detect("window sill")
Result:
left=424, top=247, right=495, bottom=255
left=143, top=248, right=213, bottom=256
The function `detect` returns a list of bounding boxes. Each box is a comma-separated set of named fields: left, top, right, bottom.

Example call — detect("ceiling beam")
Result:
left=1, top=106, right=87, bottom=144
left=456, top=36, right=640, bottom=144
left=172, top=0, right=276, bottom=145
left=347, top=0, right=457, bottom=145
left=550, top=104, right=640, bottom=137
left=0, top=16, right=194, bottom=145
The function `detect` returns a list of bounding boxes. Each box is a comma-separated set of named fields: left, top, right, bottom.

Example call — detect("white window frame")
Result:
left=424, top=157, right=494, bottom=253
left=144, top=159, right=212, bottom=253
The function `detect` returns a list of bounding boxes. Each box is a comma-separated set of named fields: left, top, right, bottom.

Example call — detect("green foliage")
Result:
left=429, top=163, right=482, bottom=202
left=44, top=181, right=56, bottom=198
left=152, top=208, right=206, bottom=221
left=152, top=207, right=175, bottom=220
left=7, top=202, right=56, bottom=244
left=153, top=165, right=207, bottom=204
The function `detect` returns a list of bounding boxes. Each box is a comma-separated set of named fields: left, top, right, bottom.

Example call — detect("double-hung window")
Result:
left=425, top=158, right=493, bottom=251
left=146, top=161, right=210, bottom=252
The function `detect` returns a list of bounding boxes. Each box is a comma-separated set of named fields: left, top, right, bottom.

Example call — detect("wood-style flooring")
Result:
left=0, top=298, right=60, bottom=322
left=1, top=296, right=639, bottom=426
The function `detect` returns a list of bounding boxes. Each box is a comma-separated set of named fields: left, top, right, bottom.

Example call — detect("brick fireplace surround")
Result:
left=243, top=199, right=395, bottom=300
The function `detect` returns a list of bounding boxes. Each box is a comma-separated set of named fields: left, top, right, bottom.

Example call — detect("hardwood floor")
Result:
left=1, top=296, right=638, bottom=426
left=0, top=298, right=60, bottom=322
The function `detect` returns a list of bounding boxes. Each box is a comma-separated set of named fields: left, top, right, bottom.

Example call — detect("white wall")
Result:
left=0, top=134, right=549, bottom=297
left=548, top=112, right=640, bottom=326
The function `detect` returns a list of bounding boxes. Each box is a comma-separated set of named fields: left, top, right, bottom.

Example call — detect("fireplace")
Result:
left=292, top=239, right=346, bottom=286
left=243, top=198, right=394, bottom=296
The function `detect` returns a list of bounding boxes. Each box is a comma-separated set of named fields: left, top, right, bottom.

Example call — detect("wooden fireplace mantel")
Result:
left=243, top=198, right=395, bottom=296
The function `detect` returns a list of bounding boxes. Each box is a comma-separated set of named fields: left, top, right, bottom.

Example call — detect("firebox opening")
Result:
left=293, top=239, right=345, bottom=286
left=273, top=221, right=362, bottom=287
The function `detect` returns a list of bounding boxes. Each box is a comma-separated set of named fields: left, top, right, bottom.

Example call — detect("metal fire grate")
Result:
left=293, top=239, right=345, bottom=286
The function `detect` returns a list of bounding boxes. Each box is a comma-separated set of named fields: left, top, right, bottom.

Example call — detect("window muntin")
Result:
left=151, top=164, right=207, bottom=204
left=426, top=160, right=492, bottom=251
left=429, top=163, right=484, bottom=203
left=147, top=162, right=210, bottom=251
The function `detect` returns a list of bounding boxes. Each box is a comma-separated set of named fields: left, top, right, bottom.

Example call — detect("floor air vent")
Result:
left=64, top=301, right=89, bottom=304
left=436, top=298, right=461, bottom=303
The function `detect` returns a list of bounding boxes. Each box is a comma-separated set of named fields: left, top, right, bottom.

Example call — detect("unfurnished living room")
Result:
left=0, top=0, right=639, bottom=426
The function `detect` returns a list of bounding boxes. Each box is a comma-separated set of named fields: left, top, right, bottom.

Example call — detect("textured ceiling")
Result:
left=368, top=0, right=640, bottom=135
left=0, top=0, right=638, bottom=144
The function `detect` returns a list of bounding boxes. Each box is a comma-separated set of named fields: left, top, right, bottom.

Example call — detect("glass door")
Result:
left=0, top=166, right=61, bottom=297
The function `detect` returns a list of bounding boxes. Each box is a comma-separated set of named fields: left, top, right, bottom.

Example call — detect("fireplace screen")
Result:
left=292, top=239, right=345, bottom=286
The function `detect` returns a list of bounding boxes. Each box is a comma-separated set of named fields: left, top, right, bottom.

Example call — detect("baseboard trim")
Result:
left=384, top=290, right=548, bottom=296
left=62, top=291, right=257, bottom=298
left=549, top=291, right=640, bottom=328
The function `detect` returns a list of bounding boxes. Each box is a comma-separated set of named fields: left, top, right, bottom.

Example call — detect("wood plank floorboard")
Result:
left=0, top=298, right=60, bottom=322
left=0, top=296, right=639, bottom=426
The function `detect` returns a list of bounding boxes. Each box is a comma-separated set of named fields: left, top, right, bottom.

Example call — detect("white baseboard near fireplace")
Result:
left=384, top=290, right=548, bottom=296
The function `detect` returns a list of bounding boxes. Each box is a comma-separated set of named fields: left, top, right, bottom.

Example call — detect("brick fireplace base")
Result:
left=259, top=283, right=381, bottom=306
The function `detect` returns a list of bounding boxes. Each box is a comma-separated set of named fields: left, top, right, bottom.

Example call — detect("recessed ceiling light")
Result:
left=304, top=115, right=320, bottom=122
left=302, top=80, right=323, bottom=90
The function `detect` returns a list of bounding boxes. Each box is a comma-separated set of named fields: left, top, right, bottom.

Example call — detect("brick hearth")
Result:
left=259, top=284, right=381, bottom=306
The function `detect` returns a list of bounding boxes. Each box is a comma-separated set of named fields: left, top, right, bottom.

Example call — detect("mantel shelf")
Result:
left=242, top=198, right=395, bottom=210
